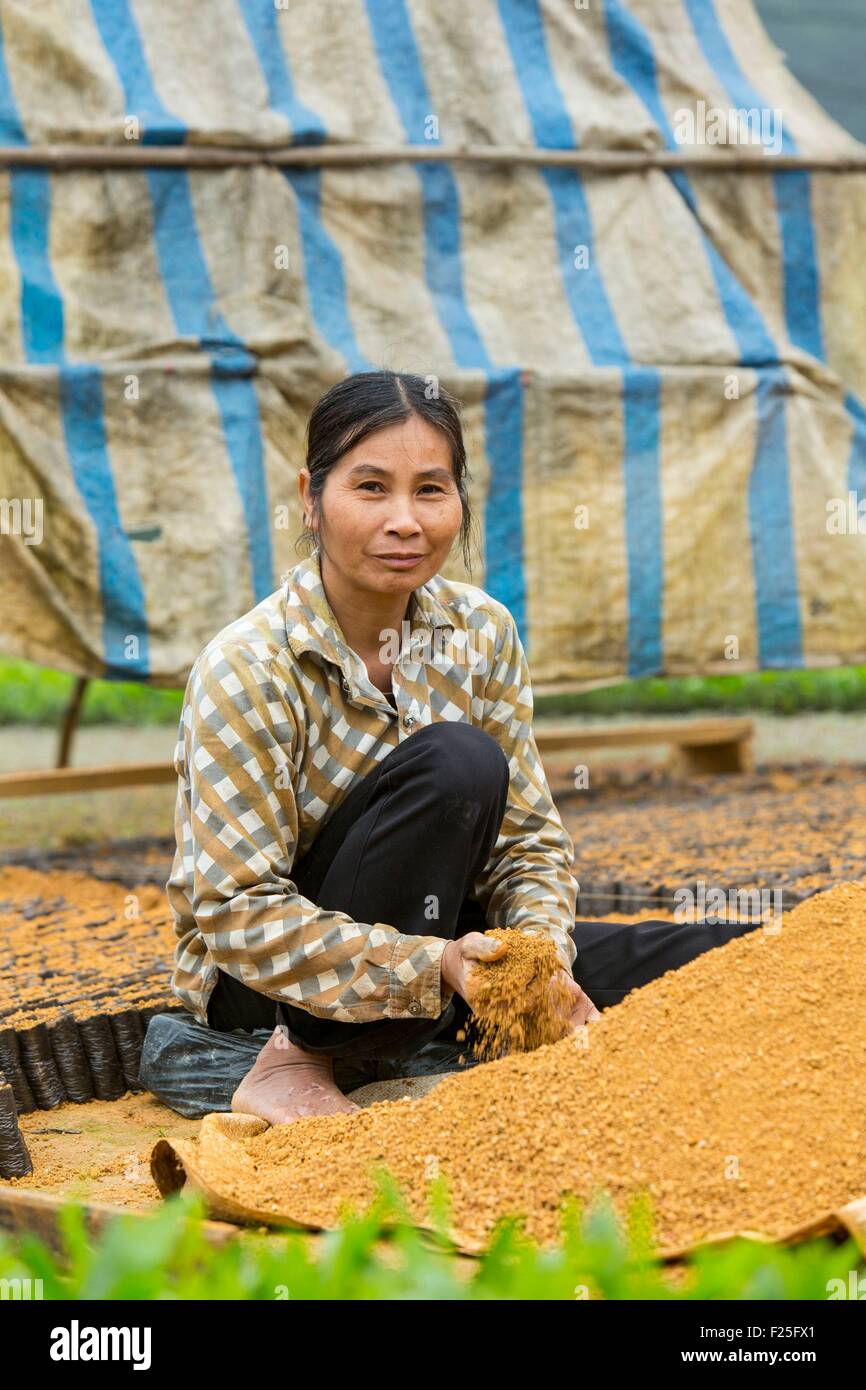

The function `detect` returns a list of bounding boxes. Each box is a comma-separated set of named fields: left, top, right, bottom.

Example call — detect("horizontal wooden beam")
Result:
left=0, top=762, right=176, bottom=798
left=0, top=1186, right=241, bottom=1255
left=0, top=143, right=862, bottom=172
left=0, top=719, right=756, bottom=797
left=534, top=716, right=753, bottom=753
left=535, top=716, right=754, bottom=774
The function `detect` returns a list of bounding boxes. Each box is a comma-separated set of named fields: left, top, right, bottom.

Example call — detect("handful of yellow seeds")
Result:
left=467, top=928, right=574, bottom=1060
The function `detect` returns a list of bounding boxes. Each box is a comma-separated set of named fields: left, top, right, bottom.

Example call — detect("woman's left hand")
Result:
left=551, top=968, right=601, bottom=1034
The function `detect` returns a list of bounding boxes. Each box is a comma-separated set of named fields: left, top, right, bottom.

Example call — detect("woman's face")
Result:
left=300, top=413, right=464, bottom=599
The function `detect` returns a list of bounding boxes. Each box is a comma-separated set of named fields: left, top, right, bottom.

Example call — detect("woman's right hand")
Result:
left=440, top=932, right=508, bottom=1004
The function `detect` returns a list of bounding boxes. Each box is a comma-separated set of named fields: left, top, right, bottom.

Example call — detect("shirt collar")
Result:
left=283, top=547, right=454, bottom=679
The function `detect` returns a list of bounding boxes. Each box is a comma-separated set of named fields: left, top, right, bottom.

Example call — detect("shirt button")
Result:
left=342, top=679, right=350, bottom=691
left=408, top=1000, right=422, bottom=1016
left=404, top=714, right=415, bottom=728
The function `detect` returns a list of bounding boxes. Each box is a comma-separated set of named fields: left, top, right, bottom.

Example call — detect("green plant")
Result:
left=3, top=655, right=866, bottom=727
left=535, top=667, right=866, bottom=718
left=0, top=1175, right=859, bottom=1301
left=0, top=659, right=183, bottom=727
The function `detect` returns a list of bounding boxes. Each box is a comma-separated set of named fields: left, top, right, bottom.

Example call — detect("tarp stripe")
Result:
left=683, top=0, right=824, bottom=361
left=622, top=368, right=664, bottom=677
left=239, top=0, right=368, bottom=376
left=282, top=168, right=371, bottom=374
left=238, top=2, right=327, bottom=143
left=774, top=171, right=824, bottom=363
left=1, top=13, right=150, bottom=676
left=91, top=0, right=274, bottom=606
left=502, top=0, right=664, bottom=676
left=499, top=1, right=628, bottom=363
left=10, top=170, right=62, bottom=363
left=83, top=1, right=183, bottom=145
left=0, top=22, right=24, bottom=146
left=478, top=371, right=526, bottom=631
left=607, top=1, right=776, bottom=362
left=365, top=0, right=527, bottom=637
left=495, top=0, right=575, bottom=149
left=845, top=392, right=866, bottom=500
left=143, top=168, right=274, bottom=606
left=685, top=1, right=866, bottom=518
left=606, top=0, right=803, bottom=668
left=60, top=365, right=154, bottom=673
left=11, top=181, right=151, bottom=675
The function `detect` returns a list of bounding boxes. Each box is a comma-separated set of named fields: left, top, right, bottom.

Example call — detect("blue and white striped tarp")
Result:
left=0, top=0, right=865, bottom=687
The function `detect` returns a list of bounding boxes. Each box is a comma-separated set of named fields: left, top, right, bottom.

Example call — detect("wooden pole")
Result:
left=56, top=676, right=88, bottom=769
left=0, top=143, right=864, bottom=172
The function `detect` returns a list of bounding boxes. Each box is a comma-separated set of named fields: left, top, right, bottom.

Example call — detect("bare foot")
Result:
left=231, top=1026, right=360, bottom=1126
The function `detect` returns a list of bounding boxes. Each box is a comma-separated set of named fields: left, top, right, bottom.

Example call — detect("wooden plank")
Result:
left=0, top=719, right=755, bottom=797
left=0, top=1186, right=241, bottom=1255
left=534, top=717, right=754, bottom=755
left=0, top=762, right=176, bottom=799
left=673, top=740, right=753, bottom=775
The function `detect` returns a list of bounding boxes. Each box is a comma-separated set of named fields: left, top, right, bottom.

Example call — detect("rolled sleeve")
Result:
left=388, top=932, right=451, bottom=1017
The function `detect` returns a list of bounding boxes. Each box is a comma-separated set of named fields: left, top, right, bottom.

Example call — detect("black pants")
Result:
left=207, top=721, right=760, bottom=1059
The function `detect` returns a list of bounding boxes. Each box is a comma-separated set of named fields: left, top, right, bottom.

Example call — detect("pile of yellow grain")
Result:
left=187, top=883, right=866, bottom=1251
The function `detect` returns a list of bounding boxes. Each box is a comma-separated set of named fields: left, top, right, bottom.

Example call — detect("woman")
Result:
left=166, top=369, right=758, bottom=1126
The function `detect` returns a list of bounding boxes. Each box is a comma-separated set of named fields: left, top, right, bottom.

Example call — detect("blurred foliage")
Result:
left=0, top=1174, right=859, bottom=1300
left=0, top=660, right=183, bottom=726
left=1, top=657, right=866, bottom=727
left=537, top=668, right=866, bottom=718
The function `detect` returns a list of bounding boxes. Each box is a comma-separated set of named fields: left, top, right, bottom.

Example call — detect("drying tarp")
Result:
left=0, top=0, right=865, bottom=687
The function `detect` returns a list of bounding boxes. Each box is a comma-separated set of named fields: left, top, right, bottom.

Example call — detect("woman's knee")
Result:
left=412, top=720, right=509, bottom=794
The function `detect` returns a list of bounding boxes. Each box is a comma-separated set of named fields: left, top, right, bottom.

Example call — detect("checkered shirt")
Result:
left=166, top=548, right=578, bottom=1027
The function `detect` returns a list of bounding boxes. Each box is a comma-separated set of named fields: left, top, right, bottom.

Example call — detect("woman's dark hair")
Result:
left=297, top=370, right=479, bottom=575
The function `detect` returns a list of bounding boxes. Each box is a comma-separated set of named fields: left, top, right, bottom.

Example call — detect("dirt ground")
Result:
left=8, top=1092, right=200, bottom=1209
left=7, top=1077, right=449, bottom=1212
